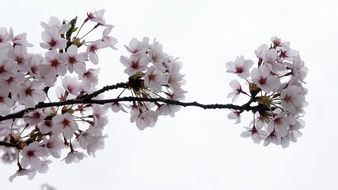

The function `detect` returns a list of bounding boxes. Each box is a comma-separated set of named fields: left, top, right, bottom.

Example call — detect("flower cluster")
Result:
left=0, top=10, right=118, bottom=181
left=226, top=36, right=308, bottom=148
left=118, top=38, right=186, bottom=130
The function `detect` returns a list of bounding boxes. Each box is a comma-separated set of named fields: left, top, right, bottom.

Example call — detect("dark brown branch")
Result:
left=0, top=96, right=258, bottom=122
left=76, top=82, right=128, bottom=100
left=0, top=141, right=16, bottom=148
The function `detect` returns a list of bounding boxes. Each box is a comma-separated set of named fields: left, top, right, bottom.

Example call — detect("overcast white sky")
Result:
left=1, top=0, right=338, bottom=189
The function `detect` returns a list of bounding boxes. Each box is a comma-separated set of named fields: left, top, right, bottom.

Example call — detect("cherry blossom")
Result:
left=9, top=168, right=36, bottom=182
left=18, top=81, right=46, bottom=108
left=240, top=125, right=268, bottom=144
left=86, top=40, right=103, bottom=64
left=250, top=65, right=280, bottom=92
left=0, top=27, right=10, bottom=48
left=144, top=66, right=165, bottom=93
left=20, top=142, right=47, bottom=170
left=120, top=54, right=148, bottom=75
left=62, top=76, right=81, bottom=96
left=78, top=68, right=99, bottom=91
left=226, top=56, right=253, bottom=79
left=63, top=45, right=87, bottom=74
left=86, top=9, right=105, bottom=24
left=64, top=151, right=85, bottom=164
left=44, top=137, right=64, bottom=158
left=40, top=27, right=67, bottom=50
left=227, top=79, right=243, bottom=102
left=52, top=113, right=78, bottom=139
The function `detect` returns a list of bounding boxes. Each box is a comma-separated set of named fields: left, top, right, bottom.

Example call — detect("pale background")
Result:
left=0, top=0, right=337, bottom=189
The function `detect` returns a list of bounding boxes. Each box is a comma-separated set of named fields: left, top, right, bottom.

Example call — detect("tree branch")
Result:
left=0, top=141, right=16, bottom=148
left=76, top=82, right=128, bottom=100
left=0, top=96, right=258, bottom=122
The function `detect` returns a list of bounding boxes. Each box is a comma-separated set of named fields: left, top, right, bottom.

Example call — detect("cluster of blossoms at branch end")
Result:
left=226, top=37, right=307, bottom=148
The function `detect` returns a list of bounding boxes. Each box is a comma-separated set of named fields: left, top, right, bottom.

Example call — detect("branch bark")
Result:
left=0, top=141, right=16, bottom=147
left=0, top=96, right=260, bottom=122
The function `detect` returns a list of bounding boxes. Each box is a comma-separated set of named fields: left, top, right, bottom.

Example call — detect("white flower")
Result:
left=9, top=168, right=36, bottom=182
left=287, top=118, right=304, bottom=143
left=130, top=108, right=158, bottom=130
left=20, top=142, right=47, bottom=170
left=227, top=79, right=242, bottom=102
left=41, top=16, right=71, bottom=34
left=86, top=40, right=103, bottom=64
left=40, top=27, right=67, bottom=50
left=87, top=9, right=105, bottom=24
left=78, top=68, right=99, bottom=92
left=226, top=56, right=253, bottom=79
left=38, top=120, right=54, bottom=134
left=23, top=110, right=45, bottom=126
left=124, top=37, right=149, bottom=54
left=0, top=72, right=24, bottom=96
left=263, top=49, right=278, bottom=64
left=120, top=54, right=148, bottom=75
left=101, top=24, right=118, bottom=50
left=9, top=45, right=29, bottom=71
left=280, top=85, right=304, bottom=114
left=0, top=27, right=10, bottom=48
left=240, top=125, right=268, bottom=144
left=62, top=76, right=81, bottom=96
left=148, top=40, right=164, bottom=65
left=37, top=160, right=52, bottom=174
left=144, top=66, right=164, bottom=93
left=166, top=72, right=185, bottom=92
left=250, top=65, right=280, bottom=92
left=109, top=102, right=127, bottom=113
left=44, top=51, right=66, bottom=76
left=64, top=45, right=87, bottom=74
left=263, top=131, right=281, bottom=146
left=64, top=151, right=85, bottom=164
left=227, top=110, right=241, bottom=124
left=37, top=64, right=57, bottom=87
left=52, top=113, right=78, bottom=139
left=44, top=136, right=64, bottom=158
left=266, top=112, right=295, bottom=137
left=271, top=36, right=282, bottom=47
left=0, top=55, right=16, bottom=80
left=255, top=44, right=269, bottom=59
left=10, top=30, right=33, bottom=47
left=0, top=89, right=12, bottom=116
left=288, top=55, right=307, bottom=84
left=78, top=128, right=107, bottom=157
left=92, top=104, right=109, bottom=128
left=18, top=81, right=46, bottom=108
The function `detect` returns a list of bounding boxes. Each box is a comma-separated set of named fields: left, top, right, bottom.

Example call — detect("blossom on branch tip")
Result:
left=227, top=37, right=307, bottom=147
